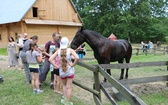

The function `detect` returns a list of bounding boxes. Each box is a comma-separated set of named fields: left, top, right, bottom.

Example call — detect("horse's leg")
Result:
left=118, top=59, right=124, bottom=80
left=103, top=61, right=111, bottom=82
left=125, top=57, right=131, bottom=79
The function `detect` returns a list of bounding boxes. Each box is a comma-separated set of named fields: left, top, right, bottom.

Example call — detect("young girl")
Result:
left=26, top=42, right=43, bottom=94
left=52, top=48, right=62, bottom=94
left=49, top=37, right=79, bottom=105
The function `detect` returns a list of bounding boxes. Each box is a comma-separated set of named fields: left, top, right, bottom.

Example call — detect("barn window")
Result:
left=33, top=7, right=38, bottom=17
left=0, top=34, right=1, bottom=40
left=15, top=33, right=18, bottom=40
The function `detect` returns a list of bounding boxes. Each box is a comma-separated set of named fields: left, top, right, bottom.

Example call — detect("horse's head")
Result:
left=70, top=27, right=85, bottom=50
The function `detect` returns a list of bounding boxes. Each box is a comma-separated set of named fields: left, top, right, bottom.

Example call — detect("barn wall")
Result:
left=59, top=26, right=80, bottom=41
left=27, top=24, right=59, bottom=45
left=24, top=0, right=81, bottom=23
left=26, top=24, right=79, bottom=45
left=0, top=26, right=8, bottom=48
left=0, top=23, right=21, bottom=48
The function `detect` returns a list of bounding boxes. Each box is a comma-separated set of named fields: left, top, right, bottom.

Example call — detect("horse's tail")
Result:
left=126, top=41, right=132, bottom=62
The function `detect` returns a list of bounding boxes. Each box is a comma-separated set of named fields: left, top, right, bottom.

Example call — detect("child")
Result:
left=52, top=48, right=62, bottom=94
left=26, top=42, right=43, bottom=94
left=49, top=37, right=79, bottom=105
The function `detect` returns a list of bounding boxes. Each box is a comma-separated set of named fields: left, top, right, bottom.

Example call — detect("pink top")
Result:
left=55, top=56, right=60, bottom=67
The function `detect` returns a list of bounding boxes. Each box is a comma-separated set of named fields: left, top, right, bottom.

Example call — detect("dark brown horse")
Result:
left=70, top=28, right=132, bottom=81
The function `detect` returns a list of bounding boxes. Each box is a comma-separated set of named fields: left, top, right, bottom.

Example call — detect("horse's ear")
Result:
left=80, top=27, right=84, bottom=32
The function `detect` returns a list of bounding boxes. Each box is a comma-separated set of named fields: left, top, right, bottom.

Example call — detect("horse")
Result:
left=70, top=27, right=132, bottom=81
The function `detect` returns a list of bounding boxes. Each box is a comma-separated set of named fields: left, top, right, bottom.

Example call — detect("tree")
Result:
left=72, top=0, right=168, bottom=43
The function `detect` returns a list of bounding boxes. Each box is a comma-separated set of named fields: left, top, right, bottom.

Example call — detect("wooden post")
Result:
left=163, top=47, right=166, bottom=55
left=136, top=48, right=139, bottom=56
left=153, top=47, right=156, bottom=55
left=93, top=68, right=102, bottom=103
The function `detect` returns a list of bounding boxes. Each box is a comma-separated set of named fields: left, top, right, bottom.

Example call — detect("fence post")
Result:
left=136, top=48, right=139, bottom=56
left=153, top=47, right=156, bottom=55
left=93, top=67, right=102, bottom=103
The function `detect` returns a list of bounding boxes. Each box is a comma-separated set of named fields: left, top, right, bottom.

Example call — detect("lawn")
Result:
left=0, top=48, right=7, bottom=56
left=0, top=45, right=168, bottom=105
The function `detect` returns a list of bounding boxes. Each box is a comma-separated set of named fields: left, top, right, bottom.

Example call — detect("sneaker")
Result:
left=36, top=89, right=44, bottom=94
left=68, top=102, right=73, bottom=105
left=61, top=98, right=67, bottom=104
left=65, top=101, right=73, bottom=105
left=33, top=89, right=37, bottom=94
left=50, top=83, right=54, bottom=90
left=39, top=84, right=43, bottom=90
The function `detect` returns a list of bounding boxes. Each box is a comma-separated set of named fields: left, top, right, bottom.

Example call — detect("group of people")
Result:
left=141, top=41, right=154, bottom=52
left=7, top=32, right=80, bottom=105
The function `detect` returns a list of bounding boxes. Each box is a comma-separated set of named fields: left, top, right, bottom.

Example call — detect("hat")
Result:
left=60, top=37, right=69, bottom=49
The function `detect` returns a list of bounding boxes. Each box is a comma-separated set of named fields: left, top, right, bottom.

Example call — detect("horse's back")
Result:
left=108, top=39, right=132, bottom=61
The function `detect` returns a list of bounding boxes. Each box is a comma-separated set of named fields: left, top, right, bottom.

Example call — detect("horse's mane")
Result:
left=84, top=29, right=106, bottom=39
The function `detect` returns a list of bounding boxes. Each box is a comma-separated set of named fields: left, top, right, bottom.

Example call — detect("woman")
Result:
left=49, top=37, right=79, bottom=105
left=26, top=42, right=43, bottom=94
left=7, top=37, right=19, bottom=67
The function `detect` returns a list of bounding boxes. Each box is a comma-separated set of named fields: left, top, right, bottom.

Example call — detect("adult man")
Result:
left=20, top=35, right=39, bottom=84
left=40, top=32, right=60, bottom=89
left=17, top=33, right=29, bottom=49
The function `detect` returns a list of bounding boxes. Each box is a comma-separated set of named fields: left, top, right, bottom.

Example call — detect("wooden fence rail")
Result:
left=99, top=61, right=168, bottom=70
left=98, top=65, right=147, bottom=105
left=74, top=61, right=168, bottom=105
left=133, top=46, right=168, bottom=55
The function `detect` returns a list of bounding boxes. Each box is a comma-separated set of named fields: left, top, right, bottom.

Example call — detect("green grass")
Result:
left=0, top=70, right=86, bottom=105
left=0, top=48, right=7, bottom=56
left=0, top=45, right=168, bottom=105
left=118, top=92, right=168, bottom=105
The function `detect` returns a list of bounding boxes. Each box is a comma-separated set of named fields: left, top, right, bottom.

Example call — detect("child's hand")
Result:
left=55, top=64, right=60, bottom=69
left=68, top=62, right=74, bottom=67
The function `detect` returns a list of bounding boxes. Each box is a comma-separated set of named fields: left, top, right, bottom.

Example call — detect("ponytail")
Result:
left=61, top=49, right=67, bottom=72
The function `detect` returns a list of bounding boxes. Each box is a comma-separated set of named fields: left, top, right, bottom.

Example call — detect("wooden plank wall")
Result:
left=24, top=0, right=81, bottom=23
left=0, top=23, right=21, bottom=48
left=27, top=24, right=59, bottom=44
left=26, top=24, right=79, bottom=45
left=0, top=26, right=8, bottom=48
left=60, top=26, right=80, bottom=41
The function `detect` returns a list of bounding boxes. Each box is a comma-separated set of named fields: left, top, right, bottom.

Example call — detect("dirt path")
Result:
left=0, top=55, right=22, bottom=70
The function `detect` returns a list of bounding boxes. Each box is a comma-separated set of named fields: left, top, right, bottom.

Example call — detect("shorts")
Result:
left=61, top=74, right=74, bottom=80
left=53, top=69, right=59, bottom=76
left=29, top=68, right=39, bottom=73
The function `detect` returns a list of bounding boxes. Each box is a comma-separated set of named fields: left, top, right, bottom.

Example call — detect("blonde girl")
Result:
left=49, top=37, right=79, bottom=105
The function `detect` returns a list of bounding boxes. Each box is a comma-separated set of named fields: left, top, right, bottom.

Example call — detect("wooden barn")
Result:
left=0, top=0, right=82, bottom=48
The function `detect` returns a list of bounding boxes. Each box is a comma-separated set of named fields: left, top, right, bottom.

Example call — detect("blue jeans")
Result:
left=20, top=51, right=31, bottom=84
left=39, top=60, right=54, bottom=83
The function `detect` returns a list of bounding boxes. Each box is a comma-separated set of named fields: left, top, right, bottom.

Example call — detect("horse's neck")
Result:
left=84, top=31, right=104, bottom=51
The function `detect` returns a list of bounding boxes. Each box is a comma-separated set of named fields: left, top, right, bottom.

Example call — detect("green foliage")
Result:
left=72, top=0, right=168, bottom=43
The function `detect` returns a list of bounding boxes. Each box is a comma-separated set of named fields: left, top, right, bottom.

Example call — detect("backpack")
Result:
left=46, top=41, right=51, bottom=53
left=0, top=76, right=4, bottom=82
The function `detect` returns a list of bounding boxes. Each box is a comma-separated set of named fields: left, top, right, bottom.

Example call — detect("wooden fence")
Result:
left=73, top=61, right=168, bottom=105
left=133, top=46, right=168, bottom=55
